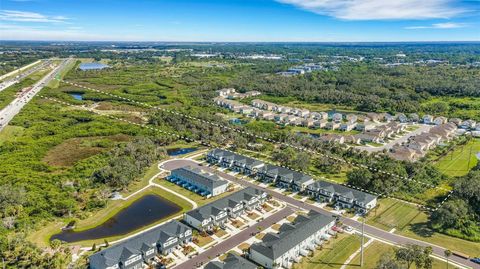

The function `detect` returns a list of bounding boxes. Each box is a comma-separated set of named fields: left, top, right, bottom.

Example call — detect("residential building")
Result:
left=89, top=220, right=192, bottom=269
left=408, top=113, right=420, bottom=122
left=325, top=121, right=341, bottom=130
left=346, top=114, right=358, bottom=123
left=449, top=118, right=462, bottom=126
left=313, top=119, right=328, bottom=129
left=257, top=164, right=314, bottom=192
left=319, top=134, right=345, bottom=144
left=184, top=187, right=267, bottom=231
left=206, top=148, right=265, bottom=176
left=306, top=181, right=377, bottom=214
left=249, top=210, right=336, bottom=269
left=344, top=135, right=362, bottom=144
left=388, top=146, right=421, bottom=162
left=423, top=115, right=434, bottom=124
left=205, top=253, right=258, bottom=269
left=217, top=88, right=236, bottom=98
left=397, top=113, right=408, bottom=123
left=339, top=122, right=357, bottom=131
left=168, top=166, right=228, bottom=197
left=434, top=116, right=448, bottom=125
left=355, top=122, right=375, bottom=131
left=460, top=120, right=477, bottom=130
left=332, top=113, right=343, bottom=122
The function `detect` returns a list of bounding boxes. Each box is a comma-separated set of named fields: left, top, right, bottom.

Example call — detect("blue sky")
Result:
left=0, top=0, right=479, bottom=41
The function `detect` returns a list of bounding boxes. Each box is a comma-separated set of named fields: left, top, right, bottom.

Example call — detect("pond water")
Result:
left=50, top=194, right=181, bottom=243
left=79, top=62, right=109, bottom=71
left=70, top=93, right=84, bottom=100
left=166, top=147, right=198, bottom=156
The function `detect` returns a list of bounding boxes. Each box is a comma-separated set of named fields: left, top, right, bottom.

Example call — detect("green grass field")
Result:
left=434, top=138, right=480, bottom=177
left=0, top=125, right=24, bottom=145
left=293, top=234, right=361, bottom=269
left=366, top=199, right=480, bottom=256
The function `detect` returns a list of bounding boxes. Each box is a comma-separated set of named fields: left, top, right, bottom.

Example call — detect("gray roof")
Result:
left=171, top=165, right=228, bottom=189
left=307, top=181, right=377, bottom=204
left=89, top=220, right=191, bottom=269
left=185, top=187, right=266, bottom=222
left=250, top=210, right=335, bottom=260
left=260, top=164, right=312, bottom=184
left=205, top=253, right=258, bottom=269
left=208, top=149, right=264, bottom=167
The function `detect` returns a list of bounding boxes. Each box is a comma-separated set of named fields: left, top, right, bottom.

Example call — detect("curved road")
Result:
left=161, top=159, right=479, bottom=269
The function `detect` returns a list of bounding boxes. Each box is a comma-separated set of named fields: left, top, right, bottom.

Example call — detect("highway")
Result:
left=0, top=59, right=41, bottom=81
left=0, top=60, right=51, bottom=93
left=0, top=58, right=72, bottom=132
left=162, top=159, right=478, bottom=269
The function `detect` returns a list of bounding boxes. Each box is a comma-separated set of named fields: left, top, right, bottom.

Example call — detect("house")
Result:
left=251, top=99, right=276, bottom=111
left=318, top=112, right=329, bottom=120
left=325, top=121, right=341, bottom=130
left=332, top=113, right=343, bottom=122
left=184, top=187, right=267, bottom=231
left=313, top=119, right=328, bottom=129
left=89, top=220, right=192, bottom=269
left=460, top=120, right=477, bottom=130
left=381, top=113, right=395, bottom=122
left=309, top=112, right=322, bottom=120
left=240, top=106, right=253, bottom=115
left=168, top=166, right=229, bottom=197
left=217, top=88, right=236, bottom=97
left=357, top=133, right=382, bottom=144
left=274, top=113, right=289, bottom=123
left=346, top=114, right=358, bottom=123
left=408, top=113, right=420, bottom=122
left=249, top=210, right=336, bottom=269
left=205, top=253, right=258, bottom=269
left=306, top=181, right=377, bottom=214
left=433, top=116, right=448, bottom=125
left=279, top=106, right=292, bottom=114
left=423, top=115, right=434, bottom=124
left=344, top=135, right=362, bottom=144
left=355, top=122, right=375, bottom=131
left=429, top=123, right=457, bottom=140
left=396, top=113, right=408, bottom=123
left=388, top=146, right=421, bottom=162
left=257, top=164, right=314, bottom=192
left=206, top=148, right=265, bottom=176
left=302, top=118, right=315, bottom=128
left=319, top=134, right=345, bottom=144
left=447, top=118, right=461, bottom=126
left=297, top=109, right=310, bottom=118
left=366, top=112, right=382, bottom=122
left=339, top=122, right=357, bottom=131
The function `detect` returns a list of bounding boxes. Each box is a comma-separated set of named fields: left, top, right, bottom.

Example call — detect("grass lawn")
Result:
left=366, top=198, right=422, bottom=231
left=29, top=186, right=192, bottom=248
left=365, top=198, right=480, bottom=257
left=214, top=229, right=227, bottom=238
left=247, top=212, right=260, bottom=220
left=255, top=233, right=265, bottom=240
left=434, top=138, right=480, bottom=177
left=292, top=234, right=360, bottom=269
left=0, top=125, right=24, bottom=146
left=344, top=241, right=449, bottom=269
left=231, top=219, right=245, bottom=229
left=262, top=204, right=273, bottom=212
left=271, top=224, right=281, bottom=231
left=194, top=235, right=214, bottom=247
left=237, top=242, right=250, bottom=251
left=287, top=215, right=296, bottom=222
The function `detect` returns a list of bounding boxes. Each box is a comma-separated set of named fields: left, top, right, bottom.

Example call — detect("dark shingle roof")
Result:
left=250, top=210, right=335, bottom=260
left=205, top=253, right=258, bottom=269
left=260, top=164, right=312, bottom=184
left=208, top=149, right=264, bottom=168
left=89, top=220, right=191, bottom=269
left=307, top=181, right=377, bottom=204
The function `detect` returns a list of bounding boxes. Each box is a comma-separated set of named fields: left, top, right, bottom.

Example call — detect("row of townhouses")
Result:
left=89, top=220, right=192, bottom=269
left=168, top=165, right=229, bottom=197
left=184, top=187, right=268, bottom=231
left=249, top=210, right=336, bottom=269
left=389, top=123, right=458, bottom=162
left=206, top=149, right=377, bottom=213
left=216, top=88, right=261, bottom=99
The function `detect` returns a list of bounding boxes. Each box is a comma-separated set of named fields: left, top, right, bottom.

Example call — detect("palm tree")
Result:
left=444, top=249, right=452, bottom=269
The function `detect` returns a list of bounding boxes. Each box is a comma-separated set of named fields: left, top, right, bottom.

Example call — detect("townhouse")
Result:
left=184, top=187, right=267, bottom=231
left=207, top=148, right=265, bottom=176
left=257, top=164, right=314, bottom=192
left=205, top=253, right=258, bottom=269
left=306, top=181, right=377, bottom=214
left=252, top=99, right=277, bottom=111
left=168, top=166, right=228, bottom=197
left=434, top=116, right=448, bottom=125
left=249, top=210, right=336, bottom=269
left=89, top=220, right=192, bottom=269
left=339, top=121, right=357, bottom=131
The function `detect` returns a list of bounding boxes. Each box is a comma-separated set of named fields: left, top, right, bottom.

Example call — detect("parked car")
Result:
left=344, top=226, right=353, bottom=232
left=471, top=257, right=480, bottom=264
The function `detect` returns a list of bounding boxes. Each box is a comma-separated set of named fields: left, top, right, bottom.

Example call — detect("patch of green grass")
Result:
left=293, top=234, right=360, bottom=269
left=367, top=198, right=422, bottom=231
left=434, top=138, right=480, bottom=177
left=0, top=125, right=24, bottom=145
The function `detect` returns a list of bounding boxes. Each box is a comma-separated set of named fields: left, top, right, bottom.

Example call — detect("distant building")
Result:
left=257, top=164, right=314, bottom=192
left=207, top=148, right=265, bottom=176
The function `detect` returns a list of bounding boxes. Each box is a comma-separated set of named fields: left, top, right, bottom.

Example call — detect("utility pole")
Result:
left=361, top=216, right=365, bottom=267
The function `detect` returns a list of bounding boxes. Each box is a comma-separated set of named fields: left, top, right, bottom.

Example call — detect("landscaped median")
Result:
left=29, top=187, right=193, bottom=248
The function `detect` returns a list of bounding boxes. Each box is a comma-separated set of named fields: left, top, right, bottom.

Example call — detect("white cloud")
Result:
left=405, top=22, right=468, bottom=29
left=276, top=0, right=466, bottom=20
left=0, top=10, right=68, bottom=23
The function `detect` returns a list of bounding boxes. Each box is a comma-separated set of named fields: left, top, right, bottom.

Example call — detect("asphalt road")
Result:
left=175, top=207, right=294, bottom=269
left=0, top=58, right=71, bottom=132
left=0, top=60, right=51, bottom=93
left=162, top=159, right=479, bottom=269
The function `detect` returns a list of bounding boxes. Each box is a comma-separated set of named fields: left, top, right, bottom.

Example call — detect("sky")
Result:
left=0, top=0, right=479, bottom=42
